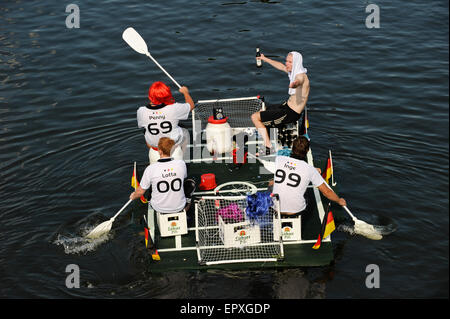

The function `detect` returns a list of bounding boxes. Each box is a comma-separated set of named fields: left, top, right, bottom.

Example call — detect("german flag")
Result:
left=152, top=249, right=160, bottom=261
left=312, top=204, right=335, bottom=249
left=322, top=152, right=333, bottom=185
left=132, top=162, right=148, bottom=204
left=144, top=227, right=149, bottom=248
left=144, top=225, right=160, bottom=260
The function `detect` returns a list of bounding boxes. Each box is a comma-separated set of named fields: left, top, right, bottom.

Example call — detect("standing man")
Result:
left=130, top=137, right=195, bottom=213
left=251, top=51, right=310, bottom=155
left=137, top=81, right=195, bottom=163
left=271, top=136, right=346, bottom=216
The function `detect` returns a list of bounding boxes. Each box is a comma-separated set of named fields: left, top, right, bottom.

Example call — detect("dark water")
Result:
left=1, top=0, right=448, bottom=300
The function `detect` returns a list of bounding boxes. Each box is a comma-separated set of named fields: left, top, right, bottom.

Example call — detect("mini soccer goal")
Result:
left=191, top=97, right=266, bottom=156
left=191, top=96, right=301, bottom=157
left=194, top=190, right=284, bottom=265
left=192, top=96, right=265, bottom=131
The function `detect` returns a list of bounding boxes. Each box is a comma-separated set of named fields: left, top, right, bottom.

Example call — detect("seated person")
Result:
left=130, top=137, right=195, bottom=213
left=137, top=81, right=195, bottom=162
left=251, top=51, right=310, bottom=155
left=270, top=136, right=346, bottom=216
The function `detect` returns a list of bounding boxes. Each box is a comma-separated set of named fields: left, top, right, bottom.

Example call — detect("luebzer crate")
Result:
left=157, top=210, right=188, bottom=237
left=273, top=216, right=301, bottom=241
left=218, top=215, right=261, bottom=247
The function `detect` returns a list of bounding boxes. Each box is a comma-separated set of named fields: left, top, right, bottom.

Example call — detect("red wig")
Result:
left=148, top=81, right=175, bottom=105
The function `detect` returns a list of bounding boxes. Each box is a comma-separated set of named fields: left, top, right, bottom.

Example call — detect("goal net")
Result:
left=192, top=96, right=264, bottom=130
left=190, top=96, right=299, bottom=152
left=194, top=192, right=284, bottom=265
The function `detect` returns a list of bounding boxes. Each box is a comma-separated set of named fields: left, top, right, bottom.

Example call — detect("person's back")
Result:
left=142, top=157, right=187, bottom=213
left=137, top=102, right=190, bottom=148
left=271, top=136, right=346, bottom=215
left=130, top=137, right=193, bottom=214
left=272, top=155, right=323, bottom=214
left=137, top=81, right=194, bottom=151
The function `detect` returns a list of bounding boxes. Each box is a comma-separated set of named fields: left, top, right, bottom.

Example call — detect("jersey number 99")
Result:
left=274, top=169, right=301, bottom=187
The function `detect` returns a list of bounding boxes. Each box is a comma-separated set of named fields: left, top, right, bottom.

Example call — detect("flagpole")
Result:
left=134, top=161, right=160, bottom=260
left=330, top=150, right=336, bottom=186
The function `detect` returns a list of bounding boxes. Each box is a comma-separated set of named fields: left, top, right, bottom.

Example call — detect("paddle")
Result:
left=247, top=153, right=276, bottom=173
left=122, top=27, right=182, bottom=89
left=248, top=152, right=384, bottom=240
left=85, top=199, right=133, bottom=239
left=323, top=182, right=384, bottom=240
left=132, top=161, right=160, bottom=260
left=342, top=206, right=383, bottom=240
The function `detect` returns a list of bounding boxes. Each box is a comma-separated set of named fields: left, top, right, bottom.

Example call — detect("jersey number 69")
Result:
left=147, top=121, right=173, bottom=135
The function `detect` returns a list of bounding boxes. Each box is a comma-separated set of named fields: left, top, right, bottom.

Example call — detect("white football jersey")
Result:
left=139, top=158, right=188, bottom=213
left=137, top=102, right=191, bottom=148
left=272, top=155, right=325, bottom=213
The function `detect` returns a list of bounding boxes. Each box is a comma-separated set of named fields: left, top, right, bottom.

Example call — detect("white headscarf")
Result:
left=288, top=51, right=307, bottom=95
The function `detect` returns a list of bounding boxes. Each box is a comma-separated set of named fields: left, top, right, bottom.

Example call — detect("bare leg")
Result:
left=251, top=112, right=272, bottom=148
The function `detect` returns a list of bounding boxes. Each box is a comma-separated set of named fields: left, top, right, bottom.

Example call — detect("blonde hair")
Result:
left=158, top=137, right=176, bottom=156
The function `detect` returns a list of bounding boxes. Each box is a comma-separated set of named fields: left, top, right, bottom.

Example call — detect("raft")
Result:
left=140, top=97, right=344, bottom=272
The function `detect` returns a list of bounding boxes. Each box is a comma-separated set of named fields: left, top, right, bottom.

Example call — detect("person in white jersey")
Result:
left=271, top=136, right=346, bottom=216
left=251, top=51, right=310, bottom=155
left=130, top=137, right=195, bottom=213
left=137, top=81, right=195, bottom=163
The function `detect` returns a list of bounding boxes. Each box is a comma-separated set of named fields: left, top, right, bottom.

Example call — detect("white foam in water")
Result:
left=53, top=225, right=111, bottom=254
left=337, top=224, right=356, bottom=236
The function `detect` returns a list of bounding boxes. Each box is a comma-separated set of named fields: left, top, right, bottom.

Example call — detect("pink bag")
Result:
left=216, top=203, right=244, bottom=223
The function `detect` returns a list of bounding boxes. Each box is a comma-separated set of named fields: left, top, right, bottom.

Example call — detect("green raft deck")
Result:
left=137, top=97, right=345, bottom=272
left=142, top=154, right=343, bottom=272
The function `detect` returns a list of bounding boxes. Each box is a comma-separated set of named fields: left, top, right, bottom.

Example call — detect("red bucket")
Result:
left=199, top=173, right=217, bottom=191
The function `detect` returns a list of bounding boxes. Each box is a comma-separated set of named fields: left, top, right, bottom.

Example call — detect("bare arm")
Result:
left=179, top=86, right=195, bottom=111
left=130, top=185, right=146, bottom=201
left=318, top=183, right=347, bottom=207
left=258, top=53, right=287, bottom=73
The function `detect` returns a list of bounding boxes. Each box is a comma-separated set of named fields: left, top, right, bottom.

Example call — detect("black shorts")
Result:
left=260, top=101, right=301, bottom=127
left=281, top=210, right=307, bottom=218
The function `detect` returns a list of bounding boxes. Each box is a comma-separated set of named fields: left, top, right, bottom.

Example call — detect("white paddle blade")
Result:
left=85, top=220, right=113, bottom=239
left=122, top=27, right=149, bottom=55
left=247, top=153, right=276, bottom=173
left=343, top=206, right=383, bottom=240
left=353, top=220, right=383, bottom=240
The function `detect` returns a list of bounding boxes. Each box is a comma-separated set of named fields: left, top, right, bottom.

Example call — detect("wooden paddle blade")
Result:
left=85, top=220, right=112, bottom=239
left=122, top=27, right=149, bottom=55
